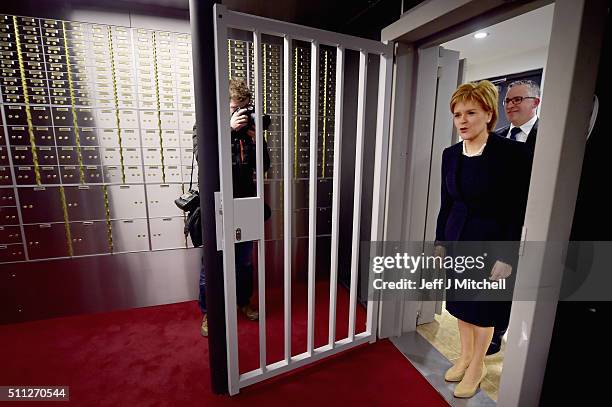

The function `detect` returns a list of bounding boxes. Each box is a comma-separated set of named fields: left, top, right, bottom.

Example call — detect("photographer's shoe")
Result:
left=200, top=314, right=208, bottom=337
left=239, top=305, right=259, bottom=321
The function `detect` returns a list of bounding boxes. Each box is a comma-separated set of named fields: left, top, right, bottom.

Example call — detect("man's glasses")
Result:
left=503, top=96, right=537, bottom=106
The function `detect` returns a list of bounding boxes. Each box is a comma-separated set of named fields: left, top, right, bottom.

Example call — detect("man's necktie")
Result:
left=509, top=127, right=522, bottom=141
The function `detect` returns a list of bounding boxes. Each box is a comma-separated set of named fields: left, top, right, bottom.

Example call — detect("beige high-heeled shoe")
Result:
left=444, top=361, right=469, bottom=382
left=454, top=363, right=487, bottom=398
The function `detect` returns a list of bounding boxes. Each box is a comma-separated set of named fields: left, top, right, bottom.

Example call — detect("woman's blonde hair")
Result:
left=229, top=78, right=252, bottom=103
left=450, top=80, right=499, bottom=132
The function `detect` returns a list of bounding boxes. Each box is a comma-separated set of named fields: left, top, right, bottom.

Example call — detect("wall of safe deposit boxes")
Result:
left=0, top=15, right=337, bottom=265
left=0, top=14, right=197, bottom=262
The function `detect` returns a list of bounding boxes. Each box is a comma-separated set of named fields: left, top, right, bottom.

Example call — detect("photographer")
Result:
left=196, top=79, right=270, bottom=337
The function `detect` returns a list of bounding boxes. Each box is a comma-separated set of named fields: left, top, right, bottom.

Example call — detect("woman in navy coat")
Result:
left=435, top=80, right=530, bottom=398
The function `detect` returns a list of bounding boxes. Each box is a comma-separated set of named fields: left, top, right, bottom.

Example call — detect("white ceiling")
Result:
left=442, top=4, right=554, bottom=66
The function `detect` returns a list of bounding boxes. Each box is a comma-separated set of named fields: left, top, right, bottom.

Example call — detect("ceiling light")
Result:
left=474, top=32, right=488, bottom=39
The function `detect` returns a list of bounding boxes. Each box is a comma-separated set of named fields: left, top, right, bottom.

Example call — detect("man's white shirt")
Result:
left=505, top=114, right=538, bottom=142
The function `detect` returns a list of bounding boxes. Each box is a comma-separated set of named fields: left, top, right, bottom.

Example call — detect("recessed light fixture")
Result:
left=474, top=32, right=488, bottom=39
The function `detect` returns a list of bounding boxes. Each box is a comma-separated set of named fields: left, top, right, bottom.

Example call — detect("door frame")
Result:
left=380, top=0, right=607, bottom=405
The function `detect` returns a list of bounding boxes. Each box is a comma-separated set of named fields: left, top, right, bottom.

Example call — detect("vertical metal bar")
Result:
left=212, top=4, right=239, bottom=395
left=367, top=50, right=393, bottom=341
left=348, top=51, right=368, bottom=340
left=283, top=35, right=293, bottom=362
left=246, top=42, right=251, bottom=89
left=252, top=30, right=267, bottom=373
left=307, top=40, right=320, bottom=355
left=328, top=46, right=344, bottom=347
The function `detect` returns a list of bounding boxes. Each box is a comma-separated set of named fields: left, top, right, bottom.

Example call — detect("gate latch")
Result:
left=214, top=192, right=224, bottom=251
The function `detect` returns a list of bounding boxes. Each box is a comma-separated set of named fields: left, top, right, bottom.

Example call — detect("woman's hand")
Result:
left=489, top=260, right=512, bottom=280
left=433, top=245, right=446, bottom=258
left=433, top=245, right=446, bottom=272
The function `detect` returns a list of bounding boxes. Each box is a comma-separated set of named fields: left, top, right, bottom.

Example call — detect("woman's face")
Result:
left=452, top=100, right=492, bottom=141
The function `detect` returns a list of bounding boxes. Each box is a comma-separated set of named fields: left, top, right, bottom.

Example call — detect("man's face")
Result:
left=504, top=85, right=540, bottom=127
left=230, top=97, right=249, bottom=113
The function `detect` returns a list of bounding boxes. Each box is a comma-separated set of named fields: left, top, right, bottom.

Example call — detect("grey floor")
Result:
left=391, top=332, right=496, bottom=407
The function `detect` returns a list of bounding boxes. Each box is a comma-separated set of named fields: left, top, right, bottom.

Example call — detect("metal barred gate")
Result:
left=212, top=4, right=393, bottom=394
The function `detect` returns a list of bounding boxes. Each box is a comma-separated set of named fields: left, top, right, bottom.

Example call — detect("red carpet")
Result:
left=0, top=283, right=448, bottom=406
left=238, top=279, right=370, bottom=373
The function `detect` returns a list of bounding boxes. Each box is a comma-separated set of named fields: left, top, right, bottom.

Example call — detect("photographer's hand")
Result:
left=230, top=108, right=248, bottom=131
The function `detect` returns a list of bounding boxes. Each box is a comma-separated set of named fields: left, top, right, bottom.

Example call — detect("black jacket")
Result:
left=435, top=133, right=531, bottom=263
left=192, top=125, right=271, bottom=198
left=495, top=117, right=538, bottom=156
left=230, top=130, right=271, bottom=198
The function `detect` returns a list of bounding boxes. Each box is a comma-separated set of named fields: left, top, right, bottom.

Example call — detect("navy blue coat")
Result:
left=435, top=133, right=530, bottom=261
left=436, top=133, right=531, bottom=327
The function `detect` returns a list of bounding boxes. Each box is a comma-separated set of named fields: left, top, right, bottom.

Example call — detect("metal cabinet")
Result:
left=121, top=129, right=141, bottom=148
left=125, top=166, right=144, bottom=183
left=0, top=188, right=15, bottom=206
left=82, top=147, right=101, bottom=166
left=102, top=166, right=123, bottom=183
left=0, top=166, right=13, bottom=185
left=111, top=218, right=149, bottom=252
left=139, top=110, right=157, bottom=130
left=161, top=130, right=180, bottom=148
left=70, top=221, right=111, bottom=255
left=18, top=186, right=64, bottom=223
left=63, top=185, right=106, bottom=221
left=57, top=147, right=79, bottom=166
left=146, top=183, right=183, bottom=218
left=150, top=217, right=186, bottom=250
left=141, top=130, right=160, bottom=148
left=0, top=225, right=22, bottom=244
left=98, top=129, right=123, bottom=148
left=24, top=223, right=70, bottom=259
left=51, top=106, right=72, bottom=126
left=122, top=148, right=142, bottom=166
left=0, top=206, right=18, bottom=225
left=106, top=184, right=146, bottom=219
left=160, top=111, right=178, bottom=130
left=0, top=243, right=25, bottom=262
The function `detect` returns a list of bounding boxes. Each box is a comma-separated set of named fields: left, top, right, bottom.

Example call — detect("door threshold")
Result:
left=390, top=332, right=496, bottom=406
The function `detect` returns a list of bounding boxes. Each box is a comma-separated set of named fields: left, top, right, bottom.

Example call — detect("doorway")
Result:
left=411, top=5, right=554, bottom=402
left=380, top=0, right=606, bottom=405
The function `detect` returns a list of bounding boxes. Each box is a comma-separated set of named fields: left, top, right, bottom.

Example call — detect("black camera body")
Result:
left=235, top=105, right=271, bottom=134
left=174, top=189, right=199, bottom=212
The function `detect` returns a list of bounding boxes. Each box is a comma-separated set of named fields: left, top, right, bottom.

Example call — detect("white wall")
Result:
left=465, top=45, right=548, bottom=82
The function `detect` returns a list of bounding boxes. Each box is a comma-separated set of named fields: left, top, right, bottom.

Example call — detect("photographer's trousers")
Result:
left=199, top=241, right=254, bottom=314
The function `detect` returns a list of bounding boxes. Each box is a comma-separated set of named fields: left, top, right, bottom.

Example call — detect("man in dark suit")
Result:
left=495, top=80, right=540, bottom=155
left=488, top=80, right=540, bottom=355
